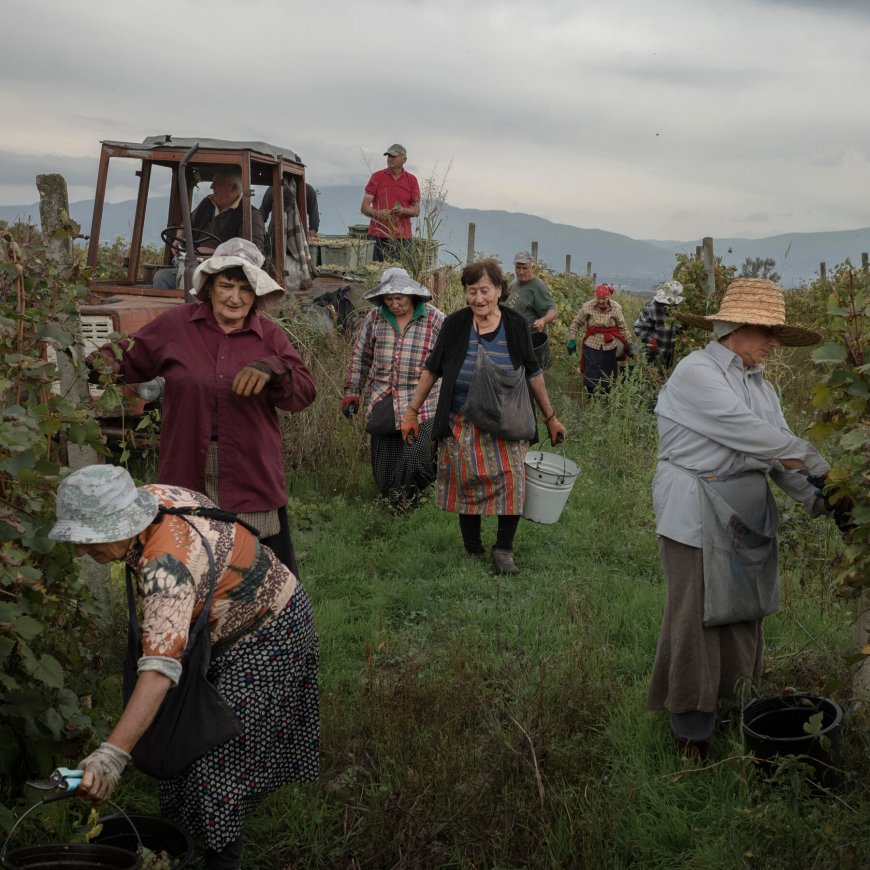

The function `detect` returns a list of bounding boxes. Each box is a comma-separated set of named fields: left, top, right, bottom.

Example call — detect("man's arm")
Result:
left=532, top=307, right=559, bottom=332
left=360, top=193, right=376, bottom=219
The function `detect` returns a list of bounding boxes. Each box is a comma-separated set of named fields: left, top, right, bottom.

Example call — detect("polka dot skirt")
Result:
left=158, top=586, right=320, bottom=851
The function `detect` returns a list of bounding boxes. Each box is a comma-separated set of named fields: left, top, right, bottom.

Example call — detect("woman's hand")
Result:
left=546, top=415, right=566, bottom=446
left=566, top=339, right=577, bottom=355
left=77, top=742, right=131, bottom=804
left=401, top=407, right=420, bottom=444
left=342, top=395, right=359, bottom=419
left=232, top=364, right=272, bottom=397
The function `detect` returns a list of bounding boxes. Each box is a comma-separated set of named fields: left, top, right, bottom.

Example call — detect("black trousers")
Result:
left=369, top=234, right=412, bottom=263
left=261, top=505, right=298, bottom=577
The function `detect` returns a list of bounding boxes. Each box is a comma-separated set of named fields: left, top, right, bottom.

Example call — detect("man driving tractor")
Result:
left=153, top=167, right=265, bottom=289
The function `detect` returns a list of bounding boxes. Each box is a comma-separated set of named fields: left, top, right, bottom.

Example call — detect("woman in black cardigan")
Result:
left=402, top=259, right=566, bottom=575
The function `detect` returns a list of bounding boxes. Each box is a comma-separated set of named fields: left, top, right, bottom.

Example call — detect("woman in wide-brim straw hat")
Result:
left=49, top=464, right=319, bottom=870
left=341, top=268, right=445, bottom=509
left=646, top=277, right=843, bottom=758
left=87, top=238, right=315, bottom=575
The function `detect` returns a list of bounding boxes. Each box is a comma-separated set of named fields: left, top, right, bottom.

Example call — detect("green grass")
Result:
left=11, top=345, right=870, bottom=868
left=240, top=356, right=868, bottom=868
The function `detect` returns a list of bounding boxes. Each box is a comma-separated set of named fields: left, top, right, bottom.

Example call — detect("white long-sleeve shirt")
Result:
left=653, top=340, right=828, bottom=546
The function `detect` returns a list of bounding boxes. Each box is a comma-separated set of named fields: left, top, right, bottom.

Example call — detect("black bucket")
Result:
left=91, top=814, right=194, bottom=870
left=742, top=693, right=843, bottom=785
left=532, top=331, right=553, bottom=370
left=1, top=843, right=141, bottom=869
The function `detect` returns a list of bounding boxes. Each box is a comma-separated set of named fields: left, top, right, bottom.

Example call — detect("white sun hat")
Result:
left=192, top=238, right=284, bottom=304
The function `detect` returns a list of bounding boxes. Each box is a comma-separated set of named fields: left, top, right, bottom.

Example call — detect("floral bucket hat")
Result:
left=654, top=280, right=684, bottom=305
left=49, top=465, right=158, bottom=544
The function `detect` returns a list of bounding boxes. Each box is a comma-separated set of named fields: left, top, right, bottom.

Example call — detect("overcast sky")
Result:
left=2, top=0, right=868, bottom=239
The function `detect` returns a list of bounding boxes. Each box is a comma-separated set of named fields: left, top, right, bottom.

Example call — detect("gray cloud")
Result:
left=1, top=0, right=868, bottom=239
left=0, top=151, right=98, bottom=188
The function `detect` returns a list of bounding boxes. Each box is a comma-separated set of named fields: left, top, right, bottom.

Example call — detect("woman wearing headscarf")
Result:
left=401, top=259, right=566, bottom=576
left=566, top=283, right=632, bottom=393
left=633, top=280, right=684, bottom=368
left=50, top=465, right=319, bottom=870
left=88, top=238, right=315, bottom=575
left=646, top=278, right=843, bottom=758
left=342, top=268, right=445, bottom=508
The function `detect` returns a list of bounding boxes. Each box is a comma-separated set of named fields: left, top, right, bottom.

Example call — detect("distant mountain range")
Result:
left=3, top=186, right=869, bottom=292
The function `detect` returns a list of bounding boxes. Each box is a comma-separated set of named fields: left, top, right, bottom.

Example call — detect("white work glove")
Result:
left=78, top=741, right=131, bottom=803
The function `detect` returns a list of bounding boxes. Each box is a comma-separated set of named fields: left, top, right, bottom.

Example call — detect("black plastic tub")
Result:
left=91, top=814, right=194, bottom=870
left=532, top=331, right=553, bottom=370
left=742, top=692, right=843, bottom=785
left=1, top=843, right=141, bottom=869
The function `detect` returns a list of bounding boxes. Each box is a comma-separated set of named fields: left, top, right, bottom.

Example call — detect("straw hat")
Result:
left=675, top=278, right=820, bottom=347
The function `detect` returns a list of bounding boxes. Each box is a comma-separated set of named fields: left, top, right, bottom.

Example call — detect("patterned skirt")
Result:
left=158, top=586, right=320, bottom=851
left=436, top=413, right=527, bottom=515
left=370, top=419, right=437, bottom=498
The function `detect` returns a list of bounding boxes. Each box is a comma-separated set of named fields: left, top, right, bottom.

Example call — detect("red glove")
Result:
left=648, top=338, right=658, bottom=351
left=401, top=407, right=420, bottom=444
left=341, top=395, right=359, bottom=418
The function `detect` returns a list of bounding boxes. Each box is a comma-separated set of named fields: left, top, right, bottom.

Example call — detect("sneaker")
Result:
left=491, top=547, right=519, bottom=576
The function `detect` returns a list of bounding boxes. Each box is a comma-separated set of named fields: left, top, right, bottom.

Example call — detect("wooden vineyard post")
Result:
left=466, top=222, right=475, bottom=264
left=820, top=262, right=827, bottom=283
left=565, top=254, right=571, bottom=276
left=862, top=252, right=868, bottom=275
left=701, top=237, right=716, bottom=296
left=531, top=241, right=539, bottom=263
left=36, top=174, right=100, bottom=469
left=586, top=261, right=592, bottom=277
left=36, top=173, right=107, bottom=594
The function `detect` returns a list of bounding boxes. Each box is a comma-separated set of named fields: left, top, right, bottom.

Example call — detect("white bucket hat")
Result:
left=49, top=465, right=158, bottom=544
left=654, top=280, right=684, bottom=305
left=363, top=268, right=431, bottom=302
left=192, top=238, right=284, bottom=304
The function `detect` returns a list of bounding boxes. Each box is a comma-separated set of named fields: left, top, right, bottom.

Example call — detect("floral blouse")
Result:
left=127, top=484, right=297, bottom=662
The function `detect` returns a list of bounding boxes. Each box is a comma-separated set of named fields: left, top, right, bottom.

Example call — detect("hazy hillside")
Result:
left=3, top=189, right=869, bottom=292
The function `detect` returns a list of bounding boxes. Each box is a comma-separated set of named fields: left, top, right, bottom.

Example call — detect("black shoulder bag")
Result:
left=122, top=508, right=249, bottom=779
left=460, top=332, right=536, bottom=442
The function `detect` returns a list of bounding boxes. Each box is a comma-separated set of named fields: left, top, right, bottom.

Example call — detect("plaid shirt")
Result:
left=633, top=299, right=681, bottom=356
left=568, top=299, right=631, bottom=350
left=344, top=302, right=444, bottom=424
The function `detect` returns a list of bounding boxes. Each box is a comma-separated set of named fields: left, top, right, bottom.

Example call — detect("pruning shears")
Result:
left=25, top=767, right=84, bottom=803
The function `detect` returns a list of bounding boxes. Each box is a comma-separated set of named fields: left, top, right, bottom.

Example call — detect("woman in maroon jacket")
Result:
left=89, top=238, right=315, bottom=573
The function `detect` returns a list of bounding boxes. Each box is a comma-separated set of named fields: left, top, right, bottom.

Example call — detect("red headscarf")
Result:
left=595, top=283, right=614, bottom=299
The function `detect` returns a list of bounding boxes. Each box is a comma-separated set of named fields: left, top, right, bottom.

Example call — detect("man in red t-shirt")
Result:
left=360, top=144, right=420, bottom=262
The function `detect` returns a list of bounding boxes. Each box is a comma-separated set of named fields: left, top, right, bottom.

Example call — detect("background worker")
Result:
left=260, top=181, right=320, bottom=240
left=508, top=251, right=558, bottom=370
left=634, top=280, right=684, bottom=369
left=360, top=144, right=420, bottom=262
left=154, top=167, right=265, bottom=289
left=567, top=283, right=632, bottom=393
left=507, top=252, right=558, bottom=333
